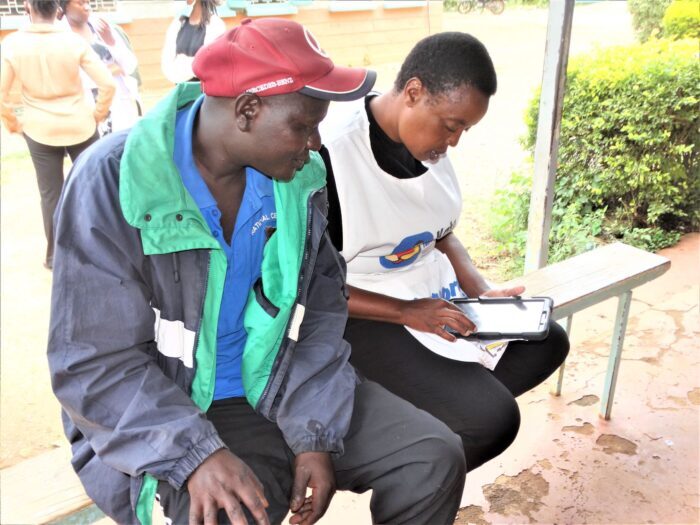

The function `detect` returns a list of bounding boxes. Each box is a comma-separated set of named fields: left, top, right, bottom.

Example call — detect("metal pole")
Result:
left=524, top=0, right=575, bottom=273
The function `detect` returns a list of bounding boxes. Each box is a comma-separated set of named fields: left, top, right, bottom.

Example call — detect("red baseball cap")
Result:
left=192, top=18, right=376, bottom=101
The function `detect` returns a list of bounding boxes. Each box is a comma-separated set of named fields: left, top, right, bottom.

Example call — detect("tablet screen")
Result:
left=455, top=299, right=548, bottom=335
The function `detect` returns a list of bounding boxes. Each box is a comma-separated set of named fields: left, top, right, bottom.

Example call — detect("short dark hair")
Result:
left=29, top=0, right=58, bottom=18
left=394, top=32, right=497, bottom=98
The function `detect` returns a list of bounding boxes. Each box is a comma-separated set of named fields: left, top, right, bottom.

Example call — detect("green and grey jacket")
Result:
left=48, top=83, right=357, bottom=524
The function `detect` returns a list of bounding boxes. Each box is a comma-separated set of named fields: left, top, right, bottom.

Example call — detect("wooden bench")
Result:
left=505, top=242, right=670, bottom=420
left=0, top=446, right=102, bottom=525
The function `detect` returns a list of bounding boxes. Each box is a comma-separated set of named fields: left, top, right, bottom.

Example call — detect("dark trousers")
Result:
left=157, top=381, right=466, bottom=525
left=23, top=132, right=99, bottom=267
left=345, top=319, right=570, bottom=472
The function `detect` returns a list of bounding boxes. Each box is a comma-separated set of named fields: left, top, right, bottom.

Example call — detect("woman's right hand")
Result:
left=398, top=298, right=475, bottom=342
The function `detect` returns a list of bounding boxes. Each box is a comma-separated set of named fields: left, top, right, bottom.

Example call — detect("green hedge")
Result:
left=490, top=39, right=699, bottom=265
left=662, top=0, right=700, bottom=40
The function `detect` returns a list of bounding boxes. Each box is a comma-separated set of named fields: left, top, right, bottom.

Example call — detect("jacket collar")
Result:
left=120, top=83, right=220, bottom=255
left=119, top=82, right=327, bottom=256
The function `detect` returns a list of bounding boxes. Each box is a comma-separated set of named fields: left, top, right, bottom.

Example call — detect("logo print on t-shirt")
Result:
left=380, top=231, right=434, bottom=269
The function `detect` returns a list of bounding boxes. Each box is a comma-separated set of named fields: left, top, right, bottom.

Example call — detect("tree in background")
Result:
left=628, top=0, right=672, bottom=41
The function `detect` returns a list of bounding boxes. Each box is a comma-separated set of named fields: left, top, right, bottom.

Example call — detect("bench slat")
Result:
left=506, top=243, right=670, bottom=319
left=0, top=446, right=92, bottom=524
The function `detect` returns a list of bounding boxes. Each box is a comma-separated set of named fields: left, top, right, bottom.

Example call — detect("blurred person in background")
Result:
left=161, top=0, right=226, bottom=84
left=60, top=0, right=141, bottom=135
left=0, top=0, right=114, bottom=270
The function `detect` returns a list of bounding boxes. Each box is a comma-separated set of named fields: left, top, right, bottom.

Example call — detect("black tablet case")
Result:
left=449, top=296, right=553, bottom=341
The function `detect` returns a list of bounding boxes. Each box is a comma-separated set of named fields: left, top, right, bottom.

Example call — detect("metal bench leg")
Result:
left=600, top=290, right=632, bottom=420
left=551, top=315, right=572, bottom=396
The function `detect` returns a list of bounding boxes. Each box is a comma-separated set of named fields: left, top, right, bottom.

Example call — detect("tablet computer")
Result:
left=449, top=296, right=553, bottom=341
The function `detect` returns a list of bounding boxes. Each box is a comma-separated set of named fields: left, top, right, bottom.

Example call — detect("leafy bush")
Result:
left=662, top=0, right=700, bottom=40
left=489, top=169, right=531, bottom=261
left=443, top=0, right=460, bottom=11
left=628, top=0, right=672, bottom=41
left=491, top=38, right=700, bottom=263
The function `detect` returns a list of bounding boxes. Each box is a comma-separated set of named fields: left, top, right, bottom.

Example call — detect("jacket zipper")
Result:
left=257, top=187, right=321, bottom=408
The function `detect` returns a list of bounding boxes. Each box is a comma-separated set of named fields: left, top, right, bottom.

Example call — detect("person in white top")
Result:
left=161, top=0, right=226, bottom=84
left=320, top=32, right=570, bottom=473
left=60, top=0, right=141, bottom=134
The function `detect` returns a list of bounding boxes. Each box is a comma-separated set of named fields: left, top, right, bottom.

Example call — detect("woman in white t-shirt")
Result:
left=161, top=0, right=226, bottom=84
left=320, top=32, right=570, bottom=472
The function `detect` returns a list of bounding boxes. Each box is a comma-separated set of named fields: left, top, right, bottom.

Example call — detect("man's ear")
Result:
left=234, top=93, right=262, bottom=132
left=403, top=78, right=426, bottom=108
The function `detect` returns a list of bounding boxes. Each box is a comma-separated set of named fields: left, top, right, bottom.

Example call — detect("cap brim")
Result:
left=299, top=67, right=377, bottom=102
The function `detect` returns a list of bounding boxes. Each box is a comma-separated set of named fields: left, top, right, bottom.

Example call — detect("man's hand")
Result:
left=481, top=285, right=526, bottom=298
left=398, top=298, right=476, bottom=342
left=187, top=448, right=270, bottom=525
left=289, top=452, right=336, bottom=525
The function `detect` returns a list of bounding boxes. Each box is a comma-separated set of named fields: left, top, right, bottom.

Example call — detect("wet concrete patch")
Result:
left=537, top=458, right=553, bottom=470
left=688, top=388, right=700, bottom=405
left=454, top=505, right=489, bottom=525
left=633, top=310, right=678, bottom=347
left=562, top=422, right=595, bottom=435
left=681, top=306, right=700, bottom=335
left=568, top=395, right=599, bottom=407
left=482, top=469, right=549, bottom=520
left=667, top=395, right=688, bottom=406
left=630, top=489, right=650, bottom=503
left=596, top=434, right=638, bottom=455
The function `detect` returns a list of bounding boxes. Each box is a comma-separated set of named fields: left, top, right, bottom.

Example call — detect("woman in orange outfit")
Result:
left=0, top=0, right=115, bottom=269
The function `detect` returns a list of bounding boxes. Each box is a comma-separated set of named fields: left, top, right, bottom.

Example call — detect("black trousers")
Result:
left=344, top=319, right=570, bottom=472
left=157, top=381, right=466, bottom=525
left=23, top=132, right=99, bottom=267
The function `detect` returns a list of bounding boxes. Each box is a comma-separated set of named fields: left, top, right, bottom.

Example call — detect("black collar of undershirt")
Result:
left=365, top=94, right=428, bottom=179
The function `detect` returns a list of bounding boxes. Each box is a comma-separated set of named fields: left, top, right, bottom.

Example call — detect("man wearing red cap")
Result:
left=48, top=18, right=466, bottom=525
